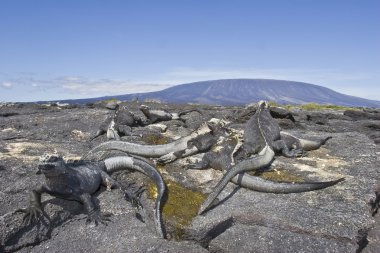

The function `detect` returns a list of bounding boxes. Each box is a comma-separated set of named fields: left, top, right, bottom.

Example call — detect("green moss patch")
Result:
left=268, top=101, right=357, bottom=111
left=142, top=134, right=170, bottom=145
left=299, top=103, right=354, bottom=111
left=147, top=179, right=206, bottom=240
left=251, top=169, right=304, bottom=183
left=97, top=98, right=119, bottom=103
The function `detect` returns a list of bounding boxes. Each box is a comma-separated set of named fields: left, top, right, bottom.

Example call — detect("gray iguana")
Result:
left=83, top=123, right=216, bottom=162
left=139, top=104, right=202, bottom=125
left=16, top=153, right=167, bottom=238
left=195, top=101, right=344, bottom=214
left=84, top=102, right=343, bottom=216
left=91, top=105, right=145, bottom=141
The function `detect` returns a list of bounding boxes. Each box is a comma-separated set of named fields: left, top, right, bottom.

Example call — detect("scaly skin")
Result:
left=198, top=145, right=275, bottom=214
left=140, top=104, right=201, bottom=124
left=105, top=156, right=166, bottom=238
left=16, top=153, right=167, bottom=238
left=280, top=131, right=332, bottom=151
left=197, top=101, right=344, bottom=214
left=91, top=105, right=145, bottom=141
left=231, top=173, right=344, bottom=193
left=83, top=123, right=214, bottom=161
left=16, top=154, right=116, bottom=226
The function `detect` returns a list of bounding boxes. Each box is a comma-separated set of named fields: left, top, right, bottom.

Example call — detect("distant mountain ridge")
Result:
left=56, top=79, right=380, bottom=108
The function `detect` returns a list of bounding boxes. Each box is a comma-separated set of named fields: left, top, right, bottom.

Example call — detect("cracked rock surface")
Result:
left=1, top=102, right=379, bottom=252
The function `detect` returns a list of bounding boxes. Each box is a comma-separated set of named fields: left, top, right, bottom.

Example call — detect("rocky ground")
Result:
left=0, top=101, right=379, bottom=253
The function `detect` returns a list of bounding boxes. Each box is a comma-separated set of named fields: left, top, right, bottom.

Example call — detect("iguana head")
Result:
left=208, top=118, right=230, bottom=128
left=257, top=100, right=269, bottom=109
left=139, top=105, right=149, bottom=114
left=209, top=117, right=235, bottom=134
left=191, top=122, right=212, bottom=137
left=37, top=153, right=66, bottom=176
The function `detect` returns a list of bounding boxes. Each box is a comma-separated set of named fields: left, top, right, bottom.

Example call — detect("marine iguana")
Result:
left=91, top=105, right=145, bottom=141
left=234, top=104, right=296, bottom=123
left=90, top=114, right=113, bottom=141
left=83, top=123, right=216, bottom=162
left=16, top=153, right=167, bottom=238
left=196, top=101, right=344, bottom=214
left=106, top=118, right=121, bottom=141
left=139, top=105, right=202, bottom=125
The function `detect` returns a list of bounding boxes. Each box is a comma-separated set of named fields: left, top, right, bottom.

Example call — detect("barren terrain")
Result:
left=1, top=101, right=379, bottom=253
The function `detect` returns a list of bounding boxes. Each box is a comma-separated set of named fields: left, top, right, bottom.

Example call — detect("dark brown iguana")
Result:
left=16, top=153, right=167, bottom=238
left=196, top=101, right=344, bottom=214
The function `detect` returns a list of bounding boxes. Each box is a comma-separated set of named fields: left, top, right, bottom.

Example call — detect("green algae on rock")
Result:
left=251, top=169, right=304, bottom=183
left=142, top=133, right=170, bottom=145
left=147, top=179, right=206, bottom=240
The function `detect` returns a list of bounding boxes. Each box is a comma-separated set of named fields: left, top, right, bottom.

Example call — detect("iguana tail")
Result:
left=232, top=173, right=344, bottom=193
left=83, top=137, right=193, bottom=159
left=104, top=156, right=166, bottom=239
left=280, top=132, right=332, bottom=151
left=82, top=123, right=212, bottom=160
left=90, top=129, right=105, bottom=141
left=298, top=136, right=332, bottom=151
left=198, top=145, right=275, bottom=215
left=199, top=143, right=344, bottom=215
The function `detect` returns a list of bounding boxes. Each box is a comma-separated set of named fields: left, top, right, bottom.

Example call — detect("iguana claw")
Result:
left=293, top=148, right=304, bottom=157
left=86, top=211, right=111, bottom=226
left=15, top=205, right=43, bottom=224
left=124, top=183, right=145, bottom=209
left=157, top=153, right=177, bottom=164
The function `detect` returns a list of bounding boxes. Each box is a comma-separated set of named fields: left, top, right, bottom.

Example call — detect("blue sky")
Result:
left=0, top=0, right=379, bottom=102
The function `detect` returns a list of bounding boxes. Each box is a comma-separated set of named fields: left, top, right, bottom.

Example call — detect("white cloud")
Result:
left=62, top=76, right=82, bottom=82
left=1, top=74, right=173, bottom=97
left=1, top=82, right=13, bottom=89
left=57, top=77, right=172, bottom=96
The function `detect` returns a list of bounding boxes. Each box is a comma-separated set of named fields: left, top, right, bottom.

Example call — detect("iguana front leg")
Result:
left=80, top=193, right=110, bottom=226
left=15, top=185, right=47, bottom=223
left=123, top=182, right=145, bottom=209
left=100, top=171, right=119, bottom=191
left=186, top=152, right=213, bottom=170
left=157, top=133, right=216, bottom=164
left=187, top=158, right=210, bottom=170
left=157, top=146, right=198, bottom=164
left=273, top=140, right=303, bottom=158
left=100, top=171, right=143, bottom=209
